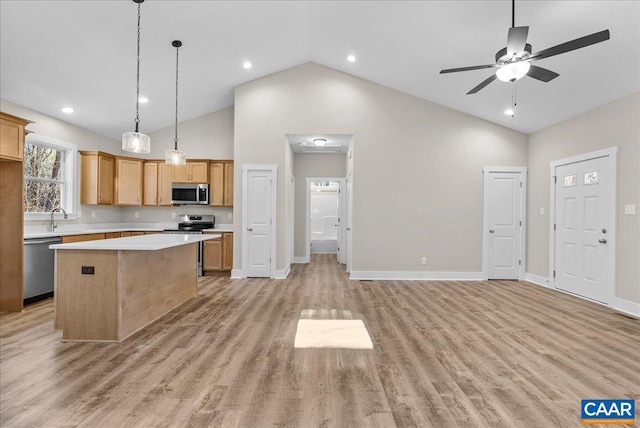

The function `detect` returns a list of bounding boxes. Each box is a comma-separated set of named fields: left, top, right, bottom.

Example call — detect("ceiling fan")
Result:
left=440, top=0, right=610, bottom=94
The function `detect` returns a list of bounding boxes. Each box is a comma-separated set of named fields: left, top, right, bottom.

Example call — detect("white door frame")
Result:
left=289, top=174, right=295, bottom=265
left=305, top=177, right=346, bottom=262
left=549, top=147, right=617, bottom=305
left=241, top=164, right=277, bottom=278
left=482, top=166, right=527, bottom=280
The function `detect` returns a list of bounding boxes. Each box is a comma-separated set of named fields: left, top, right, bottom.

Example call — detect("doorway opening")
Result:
left=306, top=178, right=346, bottom=263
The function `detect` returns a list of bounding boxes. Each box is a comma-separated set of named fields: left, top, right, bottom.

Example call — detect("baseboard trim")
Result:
left=349, top=271, right=484, bottom=281
left=292, top=257, right=309, bottom=264
left=613, top=298, right=640, bottom=318
left=523, top=273, right=549, bottom=288
left=230, top=269, right=244, bottom=279
left=273, top=264, right=291, bottom=279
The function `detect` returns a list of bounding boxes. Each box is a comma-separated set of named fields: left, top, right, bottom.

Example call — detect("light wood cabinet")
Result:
left=143, top=162, right=158, bottom=206
left=158, top=163, right=173, bottom=206
left=174, top=161, right=208, bottom=183
left=115, top=157, right=143, bottom=206
left=203, top=232, right=233, bottom=272
left=0, top=112, right=31, bottom=312
left=210, top=160, right=234, bottom=207
left=203, top=237, right=223, bottom=271
left=62, top=233, right=106, bottom=244
left=80, top=151, right=114, bottom=205
left=1, top=112, right=31, bottom=161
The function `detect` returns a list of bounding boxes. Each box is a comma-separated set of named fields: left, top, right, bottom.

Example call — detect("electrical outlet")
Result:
left=171, top=212, right=176, bottom=219
left=421, top=257, right=427, bottom=265
left=228, top=212, right=232, bottom=220
left=81, top=266, right=95, bottom=275
left=625, top=204, right=636, bottom=215
left=91, top=211, right=96, bottom=218
left=134, top=212, right=139, bottom=218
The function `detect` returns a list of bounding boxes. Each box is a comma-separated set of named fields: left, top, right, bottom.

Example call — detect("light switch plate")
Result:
left=171, top=212, right=176, bottom=219
left=540, top=207, right=544, bottom=215
left=624, top=204, right=636, bottom=215
left=228, top=212, right=232, bottom=220
left=134, top=212, right=139, bottom=218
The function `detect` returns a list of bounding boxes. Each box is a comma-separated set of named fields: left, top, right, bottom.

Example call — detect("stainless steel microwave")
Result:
left=171, top=183, right=209, bottom=205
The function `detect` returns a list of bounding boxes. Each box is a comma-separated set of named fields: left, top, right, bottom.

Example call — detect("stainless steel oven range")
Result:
left=163, top=214, right=215, bottom=276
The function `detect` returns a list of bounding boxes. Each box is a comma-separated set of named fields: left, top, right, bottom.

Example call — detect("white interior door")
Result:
left=246, top=170, right=273, bottom=277
left=485, top=170, right=524, bottom=280
left=555, top=156, right=611, bottom=303
left=345, top=173, right=353, bottom=273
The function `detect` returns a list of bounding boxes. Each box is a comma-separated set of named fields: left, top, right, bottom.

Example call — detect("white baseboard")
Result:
left=230, top=269, right=244, bottom=279
left=613, top=298, right=640, bottom=318
left=523, top=273, right=549, bottom=287
left=292, top=257, right=309, bottom=264
left=349, top=271, right=484, bottom=281
left=273, top=264, right=290, bottom=279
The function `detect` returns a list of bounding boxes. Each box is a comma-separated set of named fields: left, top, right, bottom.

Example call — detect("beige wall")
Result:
left=293, top=153, right=347, bottom=257
left=527, top=92, right=640, bottom=304
left=143, top=106, right=234, bottom=160
left=233, top=62, right=528, bottom=273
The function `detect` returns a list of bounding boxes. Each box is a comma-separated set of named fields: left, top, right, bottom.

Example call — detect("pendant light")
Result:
left=122, top=0, right=150, bottom=154
left=166, top=40, right=186, bottom=165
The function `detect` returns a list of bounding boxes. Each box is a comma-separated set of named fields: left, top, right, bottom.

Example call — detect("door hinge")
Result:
left=553, top=270, right=556, bottom=278
left=519, top=220, right=522, bottom=226
left=554, top=223, right=556, bottom=231
left=519, top=259, right=521, bottom=266
left=520, top=181, right=522, bottom=188
left=554, top=176, right=557, bottom=184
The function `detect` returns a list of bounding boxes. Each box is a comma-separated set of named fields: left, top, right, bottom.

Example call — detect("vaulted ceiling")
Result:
left=1, top=1, right=638, bottom=139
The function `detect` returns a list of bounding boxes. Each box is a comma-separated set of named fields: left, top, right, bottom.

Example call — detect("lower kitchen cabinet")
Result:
left=203, top=232, right=233, bottom=272
left=62, top=233, right=106, bottom=244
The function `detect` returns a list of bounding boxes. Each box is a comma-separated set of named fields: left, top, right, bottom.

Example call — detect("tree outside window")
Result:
left=24, top=143, right=65, bottom=212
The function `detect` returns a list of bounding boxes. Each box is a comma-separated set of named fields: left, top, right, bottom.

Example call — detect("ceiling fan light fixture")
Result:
left=496, top=61, right=530, bottom=82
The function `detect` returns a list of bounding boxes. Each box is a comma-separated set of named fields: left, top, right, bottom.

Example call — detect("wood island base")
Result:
left=54, top=244, right=197, bottom=342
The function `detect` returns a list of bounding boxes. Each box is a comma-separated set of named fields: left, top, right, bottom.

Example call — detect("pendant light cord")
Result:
left=512, top=0, right=515, bottom=28
left=174, top=43, right=180, bottom=150
left=134, top=1, right=141, bottom=133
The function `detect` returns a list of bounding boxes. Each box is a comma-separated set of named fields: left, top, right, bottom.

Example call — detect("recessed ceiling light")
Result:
left=243, top=61, right=252, bottom=69
left=313, top=138, right=327, bottom=146
left=138, top=97, right=149, bottom=103
left=504, top=108, right=515, bottom=116
left=347, top=55, right=356, bottom=63
left=61, top=107, right=74, bottom=113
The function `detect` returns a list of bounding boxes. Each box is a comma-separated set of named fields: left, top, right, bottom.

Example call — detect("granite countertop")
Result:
left=50, top=233, right=221, bottom=251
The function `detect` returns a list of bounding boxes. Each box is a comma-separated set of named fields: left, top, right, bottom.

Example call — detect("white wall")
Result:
left=233, top=62, right=528, bottom=273
left=293, top=154, right=346, bottom=257
left=527, top=92, right=640, bottom=305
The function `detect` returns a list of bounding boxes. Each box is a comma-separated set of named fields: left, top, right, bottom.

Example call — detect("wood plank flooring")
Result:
left=1, top=254, right=639, bottom=427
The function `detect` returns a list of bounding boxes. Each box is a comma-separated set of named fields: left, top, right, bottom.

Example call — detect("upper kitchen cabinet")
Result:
left=210, top=160, right=234, bottom=207
left=158, top=163, right=173, bottom=206
left=80, top=151, right=114, bottom=205
left=115, top=157, right=143, bottom=206
left=143, top=162, right=158, bottom=206
left=173, top=161, right=208, bottom=183
left=0, top=112, right=32, bottom=161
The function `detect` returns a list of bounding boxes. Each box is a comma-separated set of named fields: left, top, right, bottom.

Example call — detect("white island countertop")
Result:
left=50, top=233, right=221, bottom=251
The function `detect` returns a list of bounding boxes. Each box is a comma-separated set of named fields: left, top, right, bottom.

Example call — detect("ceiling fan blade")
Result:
left=440, top=64, right=497, bottom=74
left=507, top=26, right=529, bottom=56
left=527, top=65, right=559, bottom=82
left=467, top=74, right=497, bottom=94
left=530, top=29, right=610, bottom=61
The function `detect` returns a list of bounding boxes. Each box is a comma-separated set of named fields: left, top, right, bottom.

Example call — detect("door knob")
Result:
left=598, top=239, right=607, bottom=244
left=601, top=229, right=607, bottom=234
left=489, top=229, right=495, bottom=233
left=247, top=227, right=253, bottom=231
left=346, top=228, right=351, bottom=231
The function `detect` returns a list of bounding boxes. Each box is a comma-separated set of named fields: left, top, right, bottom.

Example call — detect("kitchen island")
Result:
left=51, top=233, right=220, bottom=342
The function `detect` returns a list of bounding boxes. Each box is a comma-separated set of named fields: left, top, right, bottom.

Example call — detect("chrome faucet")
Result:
left=50, top=207, right=68, bottom=232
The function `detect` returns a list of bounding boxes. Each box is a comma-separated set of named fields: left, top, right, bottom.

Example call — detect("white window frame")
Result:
left=24, top=133, right=78, bottom=221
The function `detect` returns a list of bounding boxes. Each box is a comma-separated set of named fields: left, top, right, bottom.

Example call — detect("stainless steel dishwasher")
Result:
left=23, top=236, right=61, bottom=303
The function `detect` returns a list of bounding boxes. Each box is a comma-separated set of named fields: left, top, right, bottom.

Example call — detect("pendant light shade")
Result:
left=166, top=40, right=186, bottom=165
left=122, top=0, right=150, bottom=154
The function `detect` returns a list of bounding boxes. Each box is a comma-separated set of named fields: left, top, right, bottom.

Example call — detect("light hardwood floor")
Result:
left=1, top=254, right=638, bottom=427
